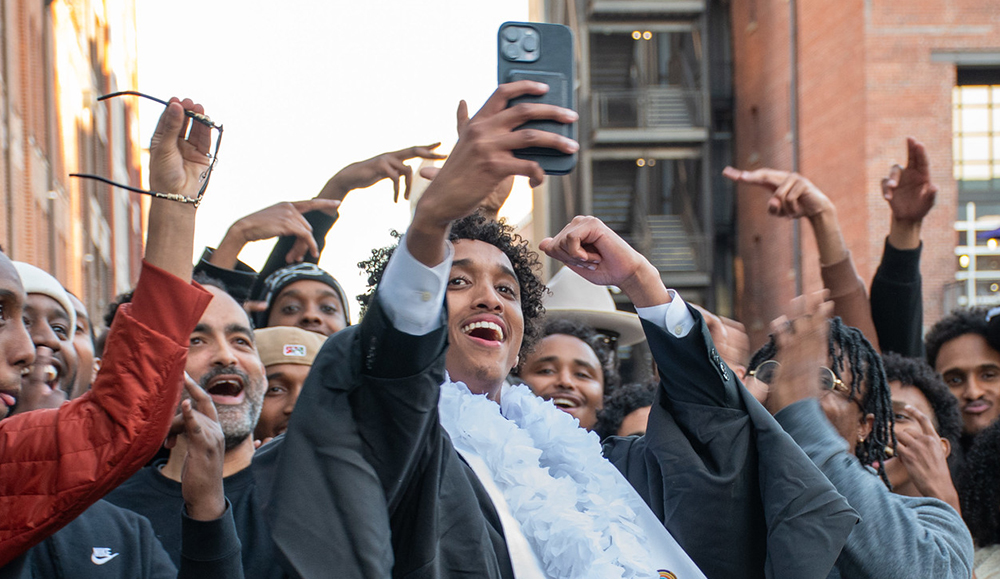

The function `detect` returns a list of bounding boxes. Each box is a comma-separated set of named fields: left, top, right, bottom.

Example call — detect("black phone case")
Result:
left=498, top=22, right=577, bottom=175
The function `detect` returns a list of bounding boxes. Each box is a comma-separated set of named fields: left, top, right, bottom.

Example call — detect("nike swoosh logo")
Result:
left=91, top=553, right=119, bottom=565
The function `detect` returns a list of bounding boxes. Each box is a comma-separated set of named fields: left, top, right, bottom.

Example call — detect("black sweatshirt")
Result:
left=2, top=499, right=242, bottom=579
left=105, top=461, right=282, bottom=579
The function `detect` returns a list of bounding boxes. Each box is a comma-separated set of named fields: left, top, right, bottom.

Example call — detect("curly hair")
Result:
left=881, top=352, right=962, bottom=448
left=925, top=307, right=989, bottom=370
left=357, top=213, right=547, bottom=355
left=593, top=381, right=656, bottom=440
left=511, top=317, right=621, bottom=397
left=748, top=316, right=896, bottom=488
left=958, top=419, right=1000, bottom=546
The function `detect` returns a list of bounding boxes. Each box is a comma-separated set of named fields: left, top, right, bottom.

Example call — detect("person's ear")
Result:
left=858, top=413, right=875, bottom=441
left=940, top=436, right=952, bottom=458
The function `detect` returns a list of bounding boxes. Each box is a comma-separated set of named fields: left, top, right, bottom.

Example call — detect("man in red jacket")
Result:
left=0, top=97, right=216, bottom=567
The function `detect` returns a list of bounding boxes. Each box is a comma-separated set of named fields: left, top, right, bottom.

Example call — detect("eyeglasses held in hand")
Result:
left=69, top=91, right=223, bottom=208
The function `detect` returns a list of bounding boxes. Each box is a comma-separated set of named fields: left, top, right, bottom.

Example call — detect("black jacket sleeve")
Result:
left=192, top=248, right=259, bottom=303
left=605, top=306, right=858, bottom=579
left=871, top=239, right=924, bottom=357
left=249, top=210, right=339, bottom=300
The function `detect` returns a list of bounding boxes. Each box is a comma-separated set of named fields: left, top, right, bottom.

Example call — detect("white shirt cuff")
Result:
left=376, top=234, right=452, bottom=335
left=635, top=290, right=696, bottom=338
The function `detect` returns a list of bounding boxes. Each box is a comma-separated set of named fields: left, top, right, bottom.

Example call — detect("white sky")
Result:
left=135, top=0, right=531, bottom=321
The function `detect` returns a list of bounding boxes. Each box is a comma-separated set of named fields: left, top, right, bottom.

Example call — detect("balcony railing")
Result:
left=589, top=0, right=706, bottom=16
left=592, top=86, right=705, bottom=131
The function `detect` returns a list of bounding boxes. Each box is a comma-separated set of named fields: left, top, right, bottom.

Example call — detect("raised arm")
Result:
left=539, top=216, right=735, bottom=409
left=0, top=98, right=214, bottom=566
left=543, top=219, right=859, bottom=579
left=871, top=137, right=936, bottom=357
left=268, top=82, right=578, bottom=579
left=725, top=167, right=880, bottom=350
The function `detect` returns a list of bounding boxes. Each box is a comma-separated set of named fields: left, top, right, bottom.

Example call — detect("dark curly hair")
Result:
left=357, top=213, right=547, bottom=355
left=925, top=307, right=989, bottom=370
left=593, top=381, right=656, bottom=440
left=882, top=352, right=962, bottom=447
left=958, top=419, right=1000, bottom=546
left=511, top=317, right=621, bottom=397
left=748, top=316, right=896, bottom=488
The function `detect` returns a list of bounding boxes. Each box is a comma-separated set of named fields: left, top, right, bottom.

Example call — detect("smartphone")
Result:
left=497, top=21, right=577, bottom=175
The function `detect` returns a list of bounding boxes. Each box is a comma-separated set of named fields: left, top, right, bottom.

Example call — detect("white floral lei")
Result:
left=438, top=379, right=657, bottom=579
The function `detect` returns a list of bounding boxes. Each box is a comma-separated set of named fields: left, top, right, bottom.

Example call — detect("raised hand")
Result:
left=539, top=215, right=669, bottom=308
left=882, top=137, right=938, bottom=224
left=883, top=137, right=938, bottom=250
left=724, top=166, right=849, bottom=266
left=145, top=98, right=213, bottom=281
left=408, top=81, right=578, bottom=266
left=210, top=199, right=342, bottom=268
left=166, top=374, right=226, bottom=521
left=764, top=291, right=834, bottom=415
left=148, top=98, right=213, bottom=200
left=322, top=143, right=448, bottom=203
left=723, top=167, right=833, bottom=219
left=894, top=404, right=960, bottom=513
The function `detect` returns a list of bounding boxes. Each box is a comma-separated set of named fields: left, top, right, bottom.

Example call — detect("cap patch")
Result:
left=284, top=345, right=307, bottom=357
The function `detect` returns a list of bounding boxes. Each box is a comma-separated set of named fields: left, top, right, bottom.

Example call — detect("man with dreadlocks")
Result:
left=746, top=292, right=973, bottom=578
left=266, top=81, right=857, bottom=579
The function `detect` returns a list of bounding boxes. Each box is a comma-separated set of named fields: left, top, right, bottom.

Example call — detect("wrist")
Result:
left=406, top=214, right=452, bottom=268
left=319, top=175, right=350, bottom=202
left=888, top=218, right=922, bottom=250
left=618, top=262, right=670, bottom=308
left=185, top=494, right=226, bottom=521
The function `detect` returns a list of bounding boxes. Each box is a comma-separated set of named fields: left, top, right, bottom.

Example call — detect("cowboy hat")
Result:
left=542, top=267, right=646, bottom=346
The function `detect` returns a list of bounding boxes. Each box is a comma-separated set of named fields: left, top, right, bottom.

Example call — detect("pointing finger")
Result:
left=184, top=373, right=218, bottom=421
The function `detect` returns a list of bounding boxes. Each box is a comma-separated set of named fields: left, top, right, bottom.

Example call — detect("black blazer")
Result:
left=267, top=296, right=857, bottom=579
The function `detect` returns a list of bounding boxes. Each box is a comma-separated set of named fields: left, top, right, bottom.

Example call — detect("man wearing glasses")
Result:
left=746, top=295, right=973, bottom=578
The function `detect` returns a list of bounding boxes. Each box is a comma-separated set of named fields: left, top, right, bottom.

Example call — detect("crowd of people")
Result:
left=0, top=77, right=997, bottom=579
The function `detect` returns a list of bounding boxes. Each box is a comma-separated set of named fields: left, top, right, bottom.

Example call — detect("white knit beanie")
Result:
left=13, top=262, right=76, bottom=332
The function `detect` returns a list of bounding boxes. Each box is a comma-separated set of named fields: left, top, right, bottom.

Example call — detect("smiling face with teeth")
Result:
left=519, top=333, right=606, bottom=430
left=445, top=240, right=524, bottom=398
left=22, top=293, right=77, bottom=398
left=186, top=286, right=266, bottom=450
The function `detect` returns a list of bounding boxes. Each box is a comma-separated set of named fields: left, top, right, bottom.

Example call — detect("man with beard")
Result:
left=106, top=281, right=278, bottom=576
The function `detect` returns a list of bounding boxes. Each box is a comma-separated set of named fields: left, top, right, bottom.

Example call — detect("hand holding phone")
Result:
left=498, top=22, right=577, bottom=175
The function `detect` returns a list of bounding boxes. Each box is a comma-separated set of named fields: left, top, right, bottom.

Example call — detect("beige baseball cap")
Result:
left=254, top=326, right=327, bottom=368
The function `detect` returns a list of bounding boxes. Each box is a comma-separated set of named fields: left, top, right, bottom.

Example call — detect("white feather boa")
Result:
left=438, top=380, right=658, bottom=579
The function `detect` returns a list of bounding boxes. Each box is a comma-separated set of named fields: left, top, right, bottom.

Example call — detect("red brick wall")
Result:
left=731, top=0, right=1000, bottom=348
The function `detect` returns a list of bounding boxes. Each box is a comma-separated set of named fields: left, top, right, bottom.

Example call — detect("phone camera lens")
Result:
left=522, top=35, right=538, bottom=52
left=502, top=27, right=520, bottom=42
left=503, top=43, right=521, bottom=60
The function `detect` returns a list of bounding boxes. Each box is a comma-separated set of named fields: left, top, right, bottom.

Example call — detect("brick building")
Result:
left=731, top=0, right=1000, bottom=344
left=1, top=0, right=144, bottom=326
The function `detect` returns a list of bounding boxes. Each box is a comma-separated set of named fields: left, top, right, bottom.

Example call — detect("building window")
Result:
left=950, top=68, right=1000, bottom=308
left=953, top=84, right=1000, bottom=182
